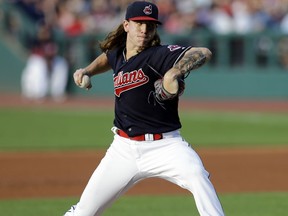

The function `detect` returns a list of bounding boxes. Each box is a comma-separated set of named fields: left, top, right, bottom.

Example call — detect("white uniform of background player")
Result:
left=21, top=42, right=68, bottom=101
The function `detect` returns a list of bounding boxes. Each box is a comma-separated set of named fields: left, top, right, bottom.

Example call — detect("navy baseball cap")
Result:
left=125, top=1, right=162, bottom=24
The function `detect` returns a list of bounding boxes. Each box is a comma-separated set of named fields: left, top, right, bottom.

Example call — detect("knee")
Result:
left=181, top=167, right=211, bottom=190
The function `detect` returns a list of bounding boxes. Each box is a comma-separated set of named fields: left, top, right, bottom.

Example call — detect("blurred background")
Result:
left=1, top=0, right=288, bottom=101
left=1, top=2, right=288, bottom=215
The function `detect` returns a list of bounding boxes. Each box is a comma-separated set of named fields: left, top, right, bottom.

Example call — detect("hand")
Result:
left=73, top=68, right=92, bottom=90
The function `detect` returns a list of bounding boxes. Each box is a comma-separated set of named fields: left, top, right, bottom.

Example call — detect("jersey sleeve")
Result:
left=148, top=45, right=191, bottom=76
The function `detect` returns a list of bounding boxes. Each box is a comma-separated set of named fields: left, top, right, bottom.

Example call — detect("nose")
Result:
left=140, top=23, right=148, bottom=33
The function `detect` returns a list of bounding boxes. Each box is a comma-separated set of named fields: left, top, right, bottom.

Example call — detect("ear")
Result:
left=123, top=20, right=129, bottom=32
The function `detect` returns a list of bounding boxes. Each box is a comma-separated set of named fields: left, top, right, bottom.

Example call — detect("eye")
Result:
left=148, top=23, right=157, bottom=29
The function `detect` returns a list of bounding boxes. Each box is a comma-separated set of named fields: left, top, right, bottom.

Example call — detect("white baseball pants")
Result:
left=66, top=131, right=225, bottom=216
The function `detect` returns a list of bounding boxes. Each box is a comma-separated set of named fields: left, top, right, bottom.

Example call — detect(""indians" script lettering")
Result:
left=114, top=69, right=149, bottom=97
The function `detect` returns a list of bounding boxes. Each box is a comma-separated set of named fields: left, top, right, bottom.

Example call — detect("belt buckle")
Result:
left=144, top=133, right=162, bottom=141
left=144, top=134, right=154, bottom=141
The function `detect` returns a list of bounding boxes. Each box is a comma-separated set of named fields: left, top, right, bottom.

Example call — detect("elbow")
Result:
left=187, top=47, right=212, bottom=63
left=203, top=48, right=212, bottom=62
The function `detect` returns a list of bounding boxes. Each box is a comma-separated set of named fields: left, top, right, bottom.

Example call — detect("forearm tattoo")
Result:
left=174, top=50, right=206, bottom=76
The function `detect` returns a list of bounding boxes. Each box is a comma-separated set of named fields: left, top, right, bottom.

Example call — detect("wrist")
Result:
left=83, top=69, right=92, bottom=77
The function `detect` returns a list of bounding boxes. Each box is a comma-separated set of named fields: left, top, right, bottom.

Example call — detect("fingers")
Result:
left=86, top=83, right=92, bottom=90
left=73, top=68, right=86, bottom=87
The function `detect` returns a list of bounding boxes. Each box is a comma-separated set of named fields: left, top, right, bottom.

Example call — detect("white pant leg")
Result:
left=138, top=137, right=225, bottom=216
left=50, top=57, right=69, bottom=99
left=21, top=55, right=49, bottom=99
left=72, top=136, right=141, bottom=216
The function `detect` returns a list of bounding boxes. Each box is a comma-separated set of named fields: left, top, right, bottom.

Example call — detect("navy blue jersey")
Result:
left=107, top=44, right=191, bottom=137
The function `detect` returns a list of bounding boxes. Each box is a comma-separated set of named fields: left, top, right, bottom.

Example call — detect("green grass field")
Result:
left=1, top=107, right=288, bottom=150
left=0, top=193, right=287, bottom=216
left=0, top=107, right=288, bottom=215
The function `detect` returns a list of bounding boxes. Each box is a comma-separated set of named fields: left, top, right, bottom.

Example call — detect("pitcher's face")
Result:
left=124, top=20, right=157, bottom=49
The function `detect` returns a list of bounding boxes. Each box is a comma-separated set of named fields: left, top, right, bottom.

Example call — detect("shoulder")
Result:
left=149, top=45, right=192, bottom=62
left=149, top=45, right=191, bottom=55
left=107, top=46, right=124, bottom=58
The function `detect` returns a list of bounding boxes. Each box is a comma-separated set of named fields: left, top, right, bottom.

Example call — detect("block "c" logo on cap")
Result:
left=143, top=5, right=152, bottom=15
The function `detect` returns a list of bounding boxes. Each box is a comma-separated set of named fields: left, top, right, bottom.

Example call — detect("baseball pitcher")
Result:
left=64, top=1, right=225, bottom=216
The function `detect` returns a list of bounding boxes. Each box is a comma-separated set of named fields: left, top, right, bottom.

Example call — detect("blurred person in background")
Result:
left=277, top=37, right=288, bottom=69
left=10, top=0, right=288, bottom=35
left=21, top=23, right=69, bottom=102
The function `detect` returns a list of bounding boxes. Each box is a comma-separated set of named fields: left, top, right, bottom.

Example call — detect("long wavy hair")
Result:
left=99, top=22, right=161, bottom=52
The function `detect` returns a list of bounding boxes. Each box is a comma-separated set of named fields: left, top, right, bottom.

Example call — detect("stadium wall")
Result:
left=1, top=2, right=288, bottom=100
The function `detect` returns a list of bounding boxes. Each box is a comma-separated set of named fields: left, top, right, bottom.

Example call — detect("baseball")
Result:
left=80, top=75, right=91, bottom=88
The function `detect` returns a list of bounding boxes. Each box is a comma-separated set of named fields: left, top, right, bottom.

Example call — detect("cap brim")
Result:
left=129, top=16, right=162, bottom=25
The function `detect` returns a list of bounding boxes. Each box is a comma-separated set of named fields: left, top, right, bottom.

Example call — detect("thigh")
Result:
left=142, top=137, right=208, bottom=187
left=75, top=136, right=139, bottom=216
left=142, top=138, right=224, bottom=215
